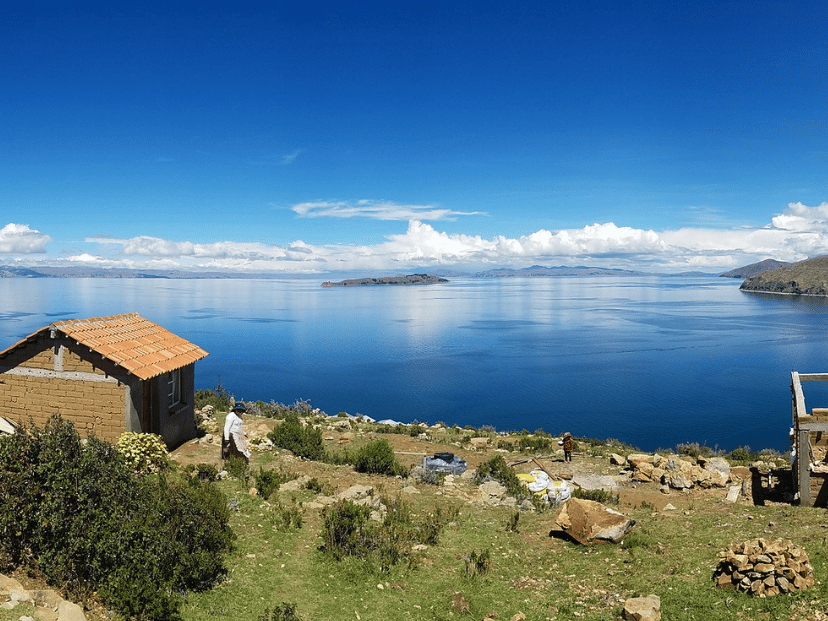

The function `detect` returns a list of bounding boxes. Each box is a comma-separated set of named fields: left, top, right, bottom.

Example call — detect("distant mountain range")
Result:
left=0, top=262, right=767, bottom=280
left=739, top=256, right=828, bottom=296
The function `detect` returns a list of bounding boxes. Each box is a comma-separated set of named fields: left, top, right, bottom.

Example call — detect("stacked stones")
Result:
left=619, top=453, right=732, bottom=490
left=713, top=538, right=814, bottom=597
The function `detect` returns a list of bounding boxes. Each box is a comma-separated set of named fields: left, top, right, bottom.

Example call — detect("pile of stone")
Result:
left=713, top=538, right=814, bottom=597
left=613, top=453, right=733, bottom=490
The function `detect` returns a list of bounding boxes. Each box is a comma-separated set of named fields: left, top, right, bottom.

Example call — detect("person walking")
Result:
left=222, top=402, right=251, bottom=464
left=562, top=432, right=574, bottom=462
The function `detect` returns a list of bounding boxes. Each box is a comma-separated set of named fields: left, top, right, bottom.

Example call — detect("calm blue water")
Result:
left=2, top=276, right=826, bottom=453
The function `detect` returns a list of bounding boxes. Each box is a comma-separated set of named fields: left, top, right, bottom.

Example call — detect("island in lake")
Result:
left=321, top=273, right=449, bottom=287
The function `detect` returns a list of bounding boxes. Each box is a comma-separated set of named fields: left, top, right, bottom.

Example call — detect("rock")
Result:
left=401, top=486, right=420, bottom=494
left=632, top=462, right=654, bottom=482
left=700, top=456, right=731, bottom=477
left=623, top=594, right=661, bottom=621
left=726, top=486, right=741, bottom=502
left=662, top=503, right=676, bottom=511
left=511, top=613, right=526, bottom=621
left=609, top=453, right=627, bottom=467
left=58, top=600, right=87, bottom=621
left=627, top=454, right=654, bottom=468
left=553, top=498, right=636, bottom=545
left=479, top=480, right=508, bottom=504
left=280, top=475, right=312, bottom=492
left=666, top=471, right=693, bottom=490
left=470, top=437, right=490, bottom=449
left=336, top=484, right=374, bottom=502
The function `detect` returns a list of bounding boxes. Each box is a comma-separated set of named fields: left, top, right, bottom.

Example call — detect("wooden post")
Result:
left=799, top=428, right=811, bottom=506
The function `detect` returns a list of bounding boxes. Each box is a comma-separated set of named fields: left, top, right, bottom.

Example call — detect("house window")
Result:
left=169, top=369, right=181, bottom=407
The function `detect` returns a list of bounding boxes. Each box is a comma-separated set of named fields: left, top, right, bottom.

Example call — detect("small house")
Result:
left=0, top=312, right=208, bottom=448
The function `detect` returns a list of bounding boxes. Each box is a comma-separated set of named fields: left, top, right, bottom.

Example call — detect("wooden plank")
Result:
left=792, top=372, right=807, bottom=421
left=799, top=373, right=828, bottom=382
left=799, top=422, right=828, bottom=432
left=799, top=428, right=812, bottom=506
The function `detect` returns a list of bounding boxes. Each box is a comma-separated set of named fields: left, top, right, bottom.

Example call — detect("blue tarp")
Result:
left=424, top=452, right=467, bottom=475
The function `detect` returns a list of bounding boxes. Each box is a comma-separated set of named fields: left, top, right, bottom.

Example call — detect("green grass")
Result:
left=10, top=414, right=820, bottom=621
left=176, top=465, right=828, bottom=621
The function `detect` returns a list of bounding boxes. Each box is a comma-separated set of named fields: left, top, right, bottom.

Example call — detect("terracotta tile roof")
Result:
left=44, top=312, right=209, bottom=380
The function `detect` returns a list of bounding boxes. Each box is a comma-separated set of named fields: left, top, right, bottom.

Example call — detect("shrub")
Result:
left=572, top=487, right=619, bottom=505
left=518, top=435, right=553, bottom=452
left=225, top=455, right=249, bottom=481
left=676, top=442, right=717, bottom=459
left=320, top=497, right=452, bottom=568
left=195, top=462, right=219, bottom=482
left=255, top=467, right=289, bottom=499
left=268, top=414, right=324, bottom=461
left=321, top=500, right=372, bottom=561
left=476, top=454, right=530, bottom=502
left=464, top=549, right=491, bottom=577
left=115, top=431, right=170, bottom=474
left=352, top=439, right=403, bottom=476
left=305, top=477, right=332, bottom=495
left=505, top=511, right=520, bottom=533
left=0, top=415, right=234, bottom=620
left=195, top=382, right=233, bottom=412
left=728, top=446, right=754, bottom=462
left=259, top=602, right=303, bottom=621
left=269, top=500, right=303, bottom=531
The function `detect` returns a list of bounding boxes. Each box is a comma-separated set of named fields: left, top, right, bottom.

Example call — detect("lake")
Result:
left=1, top=275, right=825, bottom=453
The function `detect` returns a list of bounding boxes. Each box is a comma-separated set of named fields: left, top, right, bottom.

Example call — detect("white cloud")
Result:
left=12, top=201, right=828, bottom=274
left=291, top=200, right=484, bottom=221
left=0, top=223, right=52, bottom=254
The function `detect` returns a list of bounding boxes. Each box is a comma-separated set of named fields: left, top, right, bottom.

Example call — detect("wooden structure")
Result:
left=791, top=371, right=828, bottom=506
left=0, top=313, right=208, bottom=448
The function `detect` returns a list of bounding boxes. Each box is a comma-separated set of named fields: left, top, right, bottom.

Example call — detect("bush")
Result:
left=225, top=455, right=249, bottom=481
left=728, top=446, right=754, bottom=462
left=464, top=549, right=491, bottom=577
left=0, top=415, right=235, bottom=620
left=352, top=439, right=403, bottom=476
left=195, top=382, right=233, bottom=412
left=259, top=602, right=303, bottom=621
left=476, top=454, right=530, bottom=502
left=320, top=497, right=453, bottom=569
left=115, top=431, right=170, bottom=474
left=572, top=487, right=619, bottom=505
left=268, top=414, right=325, bottom=461
left=255, top=467, right=290, bottom=499
left=321, top=500, right=372, bottom=561
left=195, top=462, right=219, bottom=483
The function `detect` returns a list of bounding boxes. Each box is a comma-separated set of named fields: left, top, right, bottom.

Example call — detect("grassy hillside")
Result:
left=6, top=413, right=826, bottom=621
left=169, top=415, right=826, bottom=621
left=740, top=256, right=828, bottom=295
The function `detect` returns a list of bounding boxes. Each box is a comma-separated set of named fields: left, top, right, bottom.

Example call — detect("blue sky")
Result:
left=2, top=1, right=827, bottom=274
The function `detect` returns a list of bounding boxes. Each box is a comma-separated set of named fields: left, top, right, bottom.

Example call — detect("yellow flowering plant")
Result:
left=115, top=431, right=170, bottom=474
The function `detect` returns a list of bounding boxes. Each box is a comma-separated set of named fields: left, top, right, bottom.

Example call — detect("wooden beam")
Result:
left=798, top=373, right=828, bottom=382
left=792, top=372, right=807, bottom=420
left=799, top=428, right=812, bottom=506
left=799, top=422, right=828, bottom=432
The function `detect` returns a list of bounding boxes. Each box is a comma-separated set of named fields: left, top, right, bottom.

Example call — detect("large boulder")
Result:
left=553, top=498, right=635, bottom=545
left=623, top=594, right=661, bottom=621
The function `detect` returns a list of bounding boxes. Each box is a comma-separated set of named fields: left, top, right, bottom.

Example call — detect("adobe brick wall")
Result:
left=0, top=335, right=128, bottom=443
left=0, top=373, right=127, bottom=443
